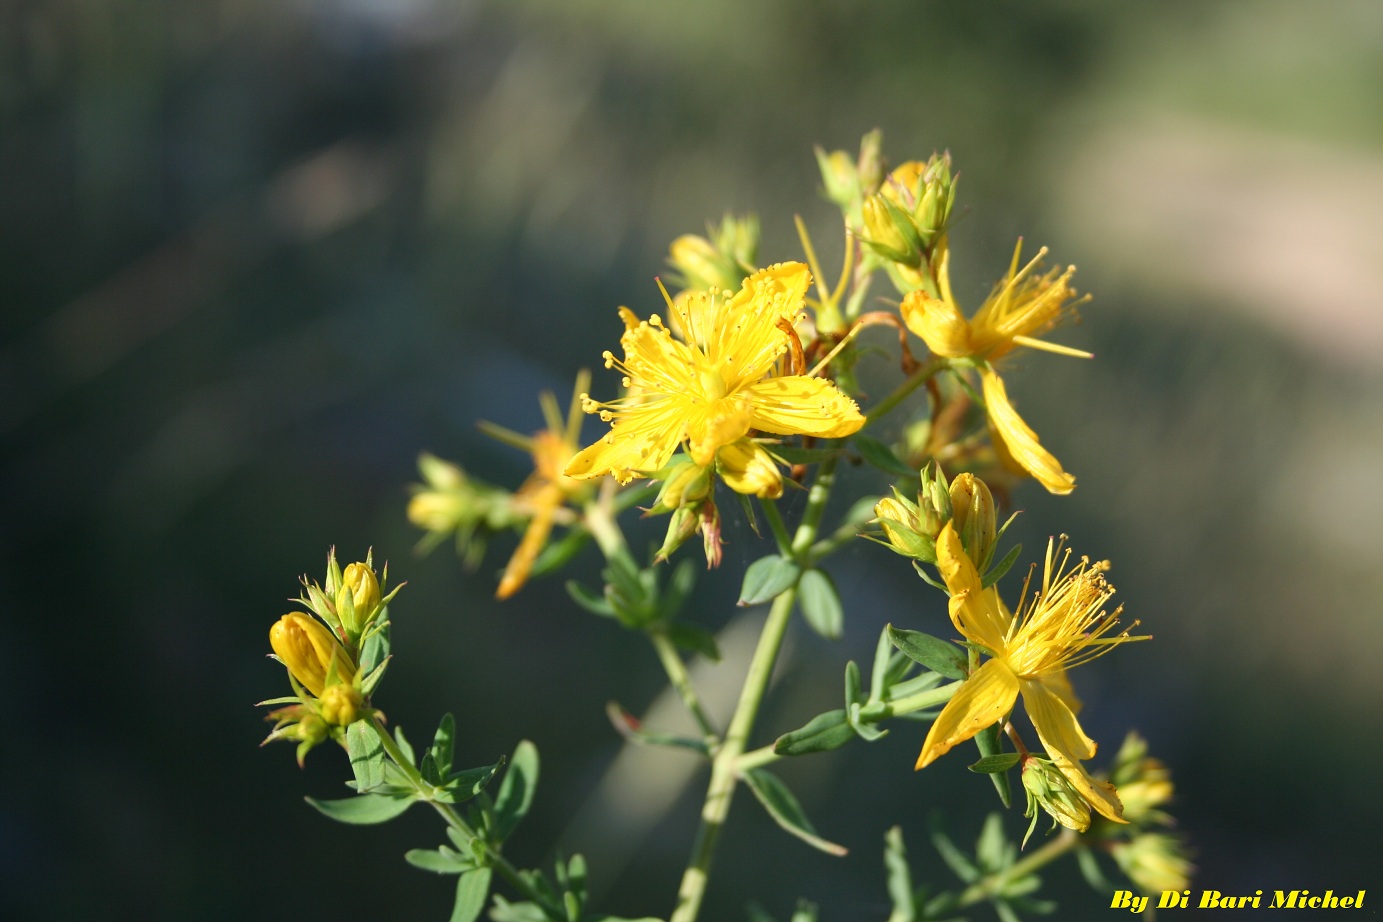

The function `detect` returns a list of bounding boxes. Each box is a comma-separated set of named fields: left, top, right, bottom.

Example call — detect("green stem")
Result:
left=669, top=459, right=838, bottom=922
left=649, top=630, right=720, bottom=742
left=955, top=827, right=1079, bottom=908
left=367, top=717, right=551, bottom=914
left=863, top=356, right=948, bottom=430
left=759, top=497, right=793, bottom=557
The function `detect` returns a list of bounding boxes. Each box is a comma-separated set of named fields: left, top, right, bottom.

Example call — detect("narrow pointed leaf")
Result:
left=451, top=867, right=493, bottom=922
left=974, top=724, right=1012, bottom=808
left=436, top=758, right=505, bottom=804
left=305, top=792, right=415, bottom=825
left=887, top=626, right=967, bottom=680
left=493, top=740, right=539, bottom=843
left=773, top=709, right=856, bottom=756
left=968, top=753, right=1022, bottom=774
left=854, top=435, right=917, bottom=477
left=743, top=769, right=848, bottom=856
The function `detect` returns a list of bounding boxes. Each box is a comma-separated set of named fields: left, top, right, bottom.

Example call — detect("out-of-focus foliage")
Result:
left=2, top=1, right=1381, bottom=919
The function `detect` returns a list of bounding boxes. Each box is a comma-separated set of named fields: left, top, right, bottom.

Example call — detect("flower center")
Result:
left=697, top=364, right=729, bottom=400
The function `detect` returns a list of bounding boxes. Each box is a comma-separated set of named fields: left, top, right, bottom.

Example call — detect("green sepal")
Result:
left=981, top=542, right=1022, bottom=590
left=773, top=709, right=856, bottom=756
left=434, top=758, right=505, bottom=804
left=742, top=768, right=848, bottom=856
left=852, top=434, right=916, bottom=478
left=607, top=702, right=711, bottom=756
left=405, top=846, right=476, bottom=875
left=887, top=625, right=968, bottom=680
left=451, top=867, right=493, bottom=922
left=305, top=792, right=415, bottom=825
left=739, top=555, right=801, bottom=606
left=797, top=568, right=843, bottom=639
left=969, top=752, right=1022, bottom=774
left=912, top=560, right=947, bottom=590
left=346, top=721, right=386, bottom=792
left=360, top=655, right=391, bottom=697
left=973, top=724, right=1012, bottom=808
left=493, top=740, right=539, bottom=844
left=663, top=622, right=720, bottom=661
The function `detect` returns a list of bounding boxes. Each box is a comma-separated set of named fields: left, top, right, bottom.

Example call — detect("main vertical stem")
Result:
left=669, top=459, right=838, bottom=922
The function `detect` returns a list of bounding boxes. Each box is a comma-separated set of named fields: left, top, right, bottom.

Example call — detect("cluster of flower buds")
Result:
left=873, top=463, right=997, bottom=568
left=815, top=128, right=885, bottom=223
left=649, top=457, right=722, bottom=568
left=407, top=452, right=530, bottom=567
left=261, top=551, right=398, bottom=764
left=667, top=213, right=761, bottom=296
left=1101, top=733, right=1193, bottom=892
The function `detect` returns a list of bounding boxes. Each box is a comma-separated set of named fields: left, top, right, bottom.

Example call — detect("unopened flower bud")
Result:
left=418, top=452, right=466, bottom=491
left=1022, top=757, right=1091, bottom=845
left=318, top=683, right=364, bottom=727
left=856, top=129, right=885, bottom=195
left=1111, top=834, right=1194, bottom=894
left=917, top=462, right=953, bottom=538
left=337, top=562, right=381, bottom=635
left=862, top=195, right=921, bottom=266
left=900, top=289, right=971, bottom=358
left=815, top=145, right=859, bottom=208
left=657, top=506, right=701, bottom=563
left=716, top=439, right=783, bottom=499
left=653, top=460, right=713, bottom=513
left=269, top=612, right=352, bottom=698
left=873, top=492, right=934, bottom=561
left=949, top=473, right=996, bottom=569
left=669, top=235, right=734, bottom=293
left=1108, top=733, right=1175, bottom=826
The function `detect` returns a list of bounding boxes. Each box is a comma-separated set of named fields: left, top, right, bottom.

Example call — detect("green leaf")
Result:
left=773, top=709, right=856, bottom=756
left=451, top=867, right=493, bottom=922
left=887, top=626, right=967, bottom=680
left=847, top=701, right=887, bottom=742
left=869, top=626, right=893, bottom=703
left=394, top=725, right=416, bottom=764
left=305, top=792, right=415, bottom=825
left=665, top=622, right=720, bottom=661
left=884, top=826, right=916, bottom=920
left=742, top=769, right=848, bottom=856
left=493, top=740, right=539, bottom=843
left=607, top=701, right=711, bottom=755
left=530, top=528, right=591, bottom=579
left=431, top=713, right=457, bottom=780
left=739, top=556, right=801, bottom=606
left=968, top=753, right=1022, bottom=774
left=844, top=660, right=864, bottom=708
left=789, top=900, right=820, bottom=922
left=1076, top=844, right=1115, bottom=892
left=981, top=542, right=1022, bottom=590
left=930, top=825, right=980, bottom=884
left=346, top=721, right=386, bottom=792
left=566, top=579, right=616, bottom=617
left=853, top=435, right=917, bottom=478
left=488, top=898, right=550, bottom=922
left=659, top=559, right=697, bottom=621
left=436, top=759, right=505, bottom=804
left=405, top=847, right=474, bottom=875
left=360, top=621, right=390, bottom=674
left=974, top=724, right=1012, bottom=808
left=797, top=568, right=843, bottom=639
left=421, top=752, right=443, bottom=786
left=975, top=813, right=1011, bottom=873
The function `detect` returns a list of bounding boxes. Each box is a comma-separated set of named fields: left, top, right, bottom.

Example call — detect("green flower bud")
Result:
left=1022, top=756, right=1091, bottom=845
left=861, top=195, right=921, bottom=266
left=815, top=145, right=859, bottom=209
left=1111, top=834, right=1195, bottom=894
left=873, top=492, right=935, bottom=561
left=917, top=462, right=953, bottom=539
left=653, top=460, right=714, bottom=513
left=856, top=128, right=885, bottom=195
left=337, top=562, right=381, bottom=635
left=948, top=473, right=996, bottom=569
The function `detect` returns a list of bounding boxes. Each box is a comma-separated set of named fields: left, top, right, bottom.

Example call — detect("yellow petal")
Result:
left=1050, top=748, right=1126, bottom=824
left=716, top=439, right=783, bottom=498
left=900, top=289, right=971, bottom=358
left=619, top=315, right=701, bottom=395
left=1019, top=678, right=1097, bottom=762
left=564, top=406, right=684, bottom=482
left=980, top=368, right=1075, bottom=495
left=916, top=658, right=1019, bottom=769
left=936, top=523, right=1009, bottom=653
left=686, top=398, right=752, bottom=466
left=1041, top=668, right=1084, bottom=715
left=741, top=376, right=864, bottom=439
left=710, top=262, right=811, bottom=382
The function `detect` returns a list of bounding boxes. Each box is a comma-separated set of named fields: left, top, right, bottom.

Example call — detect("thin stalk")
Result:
left=863, top=356, right=948, bottom=430
left=367, top=717, right=548, bottom=912
left=758, top=497, right=794, bottom=558
left=955, top=827, right=1079, bottom=908
left=649, top=630, right=720, bottom=742
left=669, top=459, right=839, bottom=922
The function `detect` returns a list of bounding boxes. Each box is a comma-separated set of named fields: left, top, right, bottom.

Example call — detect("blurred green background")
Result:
left=3, top=1, right=1382, bottom=919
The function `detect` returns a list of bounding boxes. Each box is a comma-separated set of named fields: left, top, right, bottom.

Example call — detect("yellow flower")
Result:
left=915, top=523, right=1146, bottom=823
left=269, top=612, right=354, bottom=698
left=565, top=262, right=864, bottom=488
left=494, top=374, right=592, bottom=600
left=900, top=242, right=1089, bottom=494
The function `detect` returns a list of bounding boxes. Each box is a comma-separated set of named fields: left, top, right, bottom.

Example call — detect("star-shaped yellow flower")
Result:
left=564, top=262, right=864, bottom=491
left=916, top=522, right=1146, bottom=823
left=901, top=242, right=1089, bottom=494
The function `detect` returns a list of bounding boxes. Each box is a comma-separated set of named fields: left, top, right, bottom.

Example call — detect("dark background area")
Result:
left=3, top=2, right=1382, bottom=919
